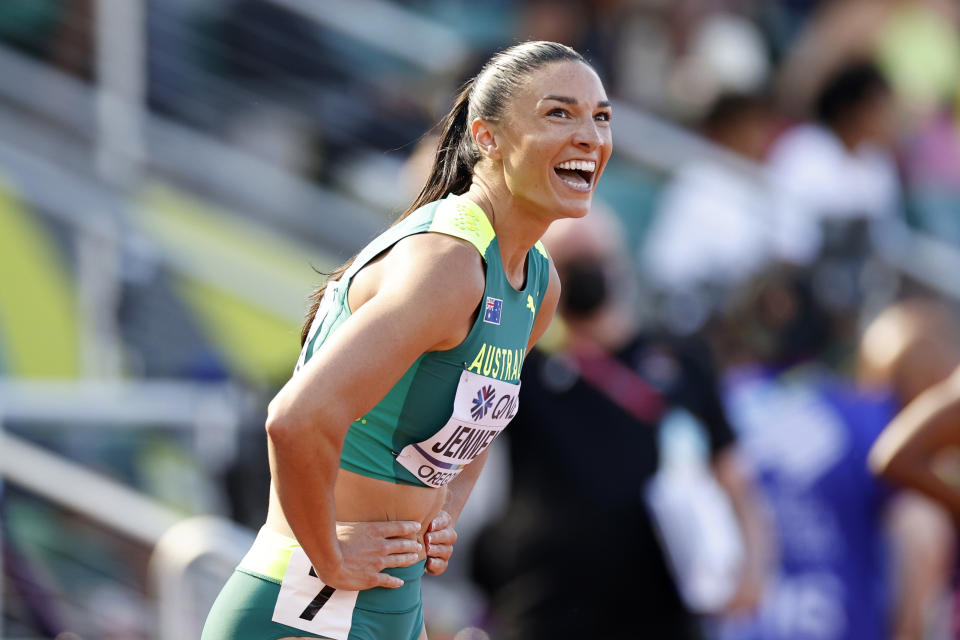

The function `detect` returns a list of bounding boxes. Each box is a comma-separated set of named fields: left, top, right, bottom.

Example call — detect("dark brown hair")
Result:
left=301, top=41, right=589, bottom=344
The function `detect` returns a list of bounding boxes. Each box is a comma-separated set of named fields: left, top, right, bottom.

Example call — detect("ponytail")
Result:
left=300, top=258, right=355, bottom=346
left=300, top=80, right=477, bottom=346
left=405, top=80, right=477, bottom=215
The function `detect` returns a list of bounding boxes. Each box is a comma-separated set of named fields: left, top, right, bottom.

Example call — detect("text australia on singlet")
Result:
left=467, top=342, right=525, bottom=382
left=397, top=342, right=524, bottom=487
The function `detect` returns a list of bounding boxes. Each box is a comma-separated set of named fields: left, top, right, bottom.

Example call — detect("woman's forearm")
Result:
left=885, top=493, right=955, bottom=640
left=870, top=377, right=960, bottom=520
left=442, top=449, right=490, bottom=525
left=883, top=461, right=960, bottom=521
left=266, top=412, right=346, bottom=577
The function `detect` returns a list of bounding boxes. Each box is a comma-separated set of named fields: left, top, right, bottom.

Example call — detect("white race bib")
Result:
left=397, top=370, right=520, bottom=487
left=272, top=546, right=359, bottom=638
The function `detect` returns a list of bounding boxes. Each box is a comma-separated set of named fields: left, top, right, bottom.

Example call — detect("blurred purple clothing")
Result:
left=904, top=112, right=960, bottom=187
left=717, top=365, right=896, bottom=640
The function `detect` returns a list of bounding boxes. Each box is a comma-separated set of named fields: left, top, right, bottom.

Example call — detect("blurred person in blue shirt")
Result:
left=713, top=268, right=950, bottom=640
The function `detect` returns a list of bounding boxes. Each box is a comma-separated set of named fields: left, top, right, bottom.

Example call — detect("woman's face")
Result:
left=488, top=60, right=613, bottom=220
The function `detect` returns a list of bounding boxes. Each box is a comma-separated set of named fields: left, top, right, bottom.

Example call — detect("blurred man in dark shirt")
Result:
left=472, top=209, right=767, bottom=640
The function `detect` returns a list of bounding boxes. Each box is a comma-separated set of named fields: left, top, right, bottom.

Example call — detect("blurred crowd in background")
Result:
left=4, top=0, right=960, bottom=638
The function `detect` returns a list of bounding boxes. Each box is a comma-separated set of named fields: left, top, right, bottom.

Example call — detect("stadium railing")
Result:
left=0, top=380, right=255, bottom=638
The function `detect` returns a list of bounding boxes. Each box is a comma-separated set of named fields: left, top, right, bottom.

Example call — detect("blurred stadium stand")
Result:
left=3, top=1, right=960, bottom=638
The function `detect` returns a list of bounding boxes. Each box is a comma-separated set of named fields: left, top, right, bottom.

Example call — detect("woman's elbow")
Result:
left=265, top=399, right=302, bottom=446
left=264, top=399, right=345, bottom=448
left=868, top=435, right=912, bottom=485
left=867, top=441, right=894, bottom=478
left=265, top=414, right=288, bottom=446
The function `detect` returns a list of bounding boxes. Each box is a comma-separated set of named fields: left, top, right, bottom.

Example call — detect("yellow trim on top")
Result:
left=238, top=527, right=301, bottom=582
left=428, top=195, right=496, bottom=256
left=534, top=241, right=549, bottom=259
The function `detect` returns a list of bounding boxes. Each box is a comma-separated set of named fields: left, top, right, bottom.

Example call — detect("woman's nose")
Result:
left=573, top=121, right=603, bottom=151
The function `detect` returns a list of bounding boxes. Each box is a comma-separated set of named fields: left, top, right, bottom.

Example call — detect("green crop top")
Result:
left=294, top=194, right=551, bottom=487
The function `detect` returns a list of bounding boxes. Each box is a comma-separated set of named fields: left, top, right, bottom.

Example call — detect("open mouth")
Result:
left=554, top=160, right=596, bottom=192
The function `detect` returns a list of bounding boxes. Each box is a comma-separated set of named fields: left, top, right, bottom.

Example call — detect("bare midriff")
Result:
left=264, top=468, right=447, bottom=564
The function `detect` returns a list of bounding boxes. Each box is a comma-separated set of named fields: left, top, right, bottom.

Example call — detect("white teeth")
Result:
left=556, top=160, right=596, bottom=173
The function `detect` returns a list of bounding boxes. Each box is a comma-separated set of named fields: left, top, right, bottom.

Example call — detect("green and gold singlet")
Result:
left=203, top=195, right=552, bottom=640
left=295, top=193, right=551, bottom=487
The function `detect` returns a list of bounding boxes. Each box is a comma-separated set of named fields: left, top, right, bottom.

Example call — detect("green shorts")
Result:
left=202, top=528, right=426, bottom=640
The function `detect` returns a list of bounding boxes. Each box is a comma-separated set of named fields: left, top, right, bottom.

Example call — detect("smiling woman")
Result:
left=202, top=41, right=612, bottom=640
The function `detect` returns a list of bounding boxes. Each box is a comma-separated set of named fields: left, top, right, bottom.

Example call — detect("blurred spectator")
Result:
left=768, top=61, right=902, bottom=228
left=643, top=92, right=819, bottom=297
left=473, top=209, right=767, bottom=640
left=775, top=0, right=891, bottom=118
left=714, top=269, right=952, bottom=640
left=778, top=0, right=959, bottom=122
left=611, top=4, right=770, bottom=121
left=666, top=11, right=771, bottom=121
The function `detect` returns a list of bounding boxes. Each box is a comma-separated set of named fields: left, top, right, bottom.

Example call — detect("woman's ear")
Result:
left=471, top=118, right=501, bottom=161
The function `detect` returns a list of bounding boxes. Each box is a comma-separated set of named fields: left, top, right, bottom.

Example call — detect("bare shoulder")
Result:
left=370, top=232, right=485, bottom=351
left=351, top=232, right=485, bottom=310
left=381, top=232, right=486, bottom=304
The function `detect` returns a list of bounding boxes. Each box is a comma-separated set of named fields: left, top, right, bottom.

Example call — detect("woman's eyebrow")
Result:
left=542, top=95, right=612, bottom=108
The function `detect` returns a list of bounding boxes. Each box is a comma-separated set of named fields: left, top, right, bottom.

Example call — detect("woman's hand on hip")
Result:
left=424, top=510, right=458, bottom=576
left=321, top=520, right=422, bottom=590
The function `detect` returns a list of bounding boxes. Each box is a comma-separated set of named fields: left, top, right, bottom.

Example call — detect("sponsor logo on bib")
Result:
left=471, top=385, right=496, bottom=420
left=397, top=370, right=519, bottom=487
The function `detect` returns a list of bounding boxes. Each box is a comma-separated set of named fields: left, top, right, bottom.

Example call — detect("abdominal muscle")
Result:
left=264, top=468, right=447, bottom=567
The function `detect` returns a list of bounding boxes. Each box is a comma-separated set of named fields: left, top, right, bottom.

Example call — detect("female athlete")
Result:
left=202, top=40, right=613, bottom=640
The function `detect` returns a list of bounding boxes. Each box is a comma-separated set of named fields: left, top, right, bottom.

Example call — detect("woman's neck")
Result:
left=462, top=178, right=550, bottom=288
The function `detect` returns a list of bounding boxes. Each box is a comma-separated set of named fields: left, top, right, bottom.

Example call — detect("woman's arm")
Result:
left=869, top=365, right=960, bottom=519
left=424, top=260, right=560, bottom=575
left=266, top=233, right=485, bottom=590
left=435, top=258, right=560, bottom=530
left=884, top=492, right=955, bottom=640
left=424, top=448, right=490, bottom=575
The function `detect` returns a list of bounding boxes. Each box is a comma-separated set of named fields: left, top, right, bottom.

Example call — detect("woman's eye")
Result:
left=548, top=108, right=570, bottom=118
left=594, top=111, right=611, bottom=122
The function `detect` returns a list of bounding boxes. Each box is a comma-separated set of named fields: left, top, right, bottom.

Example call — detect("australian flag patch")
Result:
left=483, top=296, right=503, bottom=325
